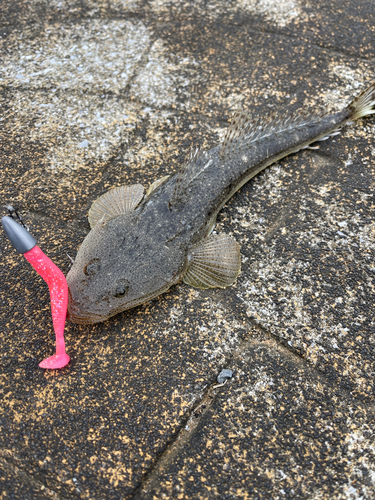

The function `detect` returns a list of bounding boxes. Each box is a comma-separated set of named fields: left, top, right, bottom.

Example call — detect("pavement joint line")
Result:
left=182, top=14, right=375, bottom=62
left=131, top=319, right=345, bottom=499
left=246, top=317, right=310, bottom=363
left=0, top=14, right=373, bottom=62
left=130, top=326, right=262, bottom=499
left=255, top=26, right=375, bottom=62
left=1, top=12, right=147, bottom=32
left=1, top=86, right=183, bottom=116
left=121, top=37, right=157, bottom=98
left=1, top=86, right=127, bottom=100
left=130, top=388, right=215, bottom=499
left=229, top=323, right=375, bottom=424
left=143, top=14, right=375, bottom=62
left=246, top=317, right=375, bottom=410
left=0, top=455, right=66, bottom=500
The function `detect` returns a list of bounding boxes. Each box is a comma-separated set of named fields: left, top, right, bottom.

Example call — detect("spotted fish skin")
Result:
left=67, top=83, right=375, bottom=324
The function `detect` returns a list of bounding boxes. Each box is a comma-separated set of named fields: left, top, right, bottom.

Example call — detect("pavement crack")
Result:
left=129, top=324, right=259, bottom=499
left=130, top=383, right=217, bottom=499
left=257, top=26, right=374, bottom=61
left=245, top=318, right=375, bottom=407
left=0, top=455, right=67, bottom=500
left=247, top=317, right=308, bottom=361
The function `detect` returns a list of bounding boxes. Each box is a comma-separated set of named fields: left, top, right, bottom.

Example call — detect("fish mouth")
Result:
left=67, top=305, right=107, bottom=325
left=67, top=310, right=106, bottom=325
left=67, top=290, right=108, bottom=325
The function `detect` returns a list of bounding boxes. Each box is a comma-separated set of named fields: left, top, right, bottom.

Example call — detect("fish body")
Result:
left=67, top=83, right=375, bottom=324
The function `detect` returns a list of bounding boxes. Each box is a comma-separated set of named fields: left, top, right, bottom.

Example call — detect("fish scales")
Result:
left=67, top=82, right=375, bottom=324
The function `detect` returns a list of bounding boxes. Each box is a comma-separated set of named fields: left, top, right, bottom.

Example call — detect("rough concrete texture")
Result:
left=0, top=0, right=374, bottom=498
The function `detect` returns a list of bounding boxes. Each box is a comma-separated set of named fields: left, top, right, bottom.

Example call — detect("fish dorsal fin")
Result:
left=146, top=175, right=170, bottom=197
left=220, top=108, right=327, bottom=159
left=88, top=184, right=144, bottom=228
left=169, top=146, right=213, bottom=207
left=183, top=234, right=241, bottom=289
left=220, top=109, right=254, bottom=159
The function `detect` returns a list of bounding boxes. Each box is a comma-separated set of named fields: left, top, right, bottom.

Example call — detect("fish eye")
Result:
left=84, top=258, right=100, bottom=276
left=114, top=281, right=130, bottom=298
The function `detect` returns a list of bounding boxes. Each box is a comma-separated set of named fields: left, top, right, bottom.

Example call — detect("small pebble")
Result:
left=217, top=369, right=233, bottom=384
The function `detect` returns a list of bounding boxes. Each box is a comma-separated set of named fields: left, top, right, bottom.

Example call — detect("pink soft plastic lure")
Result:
left=1, top=215, right=70, bottom=369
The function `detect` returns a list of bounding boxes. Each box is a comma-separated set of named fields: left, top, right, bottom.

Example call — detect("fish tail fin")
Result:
left=349, top=81, right=375, bottom=120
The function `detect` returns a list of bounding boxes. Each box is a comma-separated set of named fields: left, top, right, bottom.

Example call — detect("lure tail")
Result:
left=1, top=216, right=70, bottom=369
left=349, top=81, right=375, bottom=120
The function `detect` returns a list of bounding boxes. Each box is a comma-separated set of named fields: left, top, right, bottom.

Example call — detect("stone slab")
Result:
left=138, top=335, right=375, bottom=499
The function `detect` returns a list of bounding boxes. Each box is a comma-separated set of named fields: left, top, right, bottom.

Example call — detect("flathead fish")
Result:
left=67, top=83, right=375, bottom=324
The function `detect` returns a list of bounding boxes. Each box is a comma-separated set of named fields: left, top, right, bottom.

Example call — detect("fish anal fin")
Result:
left=183, top=234, right=241, bottom=289
left=296, top=127, right=342, bottom=152
left=146, top=175, right=170, bottom=197
left=88, top=184, right=144, bottom=228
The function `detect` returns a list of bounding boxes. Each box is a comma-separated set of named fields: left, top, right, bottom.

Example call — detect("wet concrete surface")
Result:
left=0, top=0, right=374, bottom=498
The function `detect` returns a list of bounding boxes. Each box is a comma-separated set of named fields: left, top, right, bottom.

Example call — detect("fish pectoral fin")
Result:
left=183, top=234, right=241, bottom=289
left=145, top=175, right=170, bottom=197
left=88, top=184, right=144, bottom=228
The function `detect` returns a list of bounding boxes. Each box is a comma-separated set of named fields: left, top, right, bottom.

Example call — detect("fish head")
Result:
left=66, top=214, right=186, bottom=324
